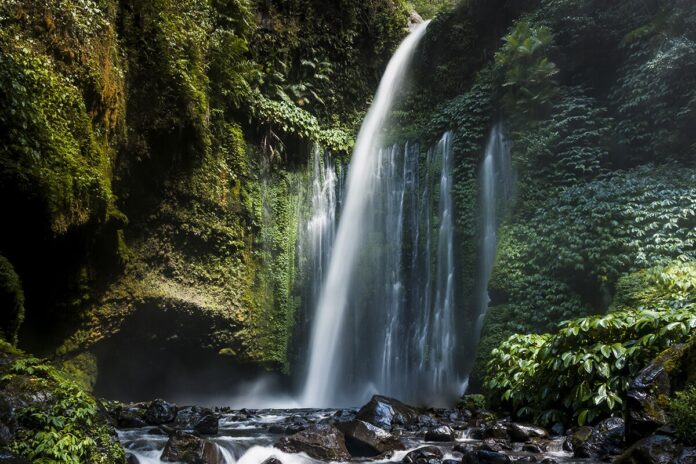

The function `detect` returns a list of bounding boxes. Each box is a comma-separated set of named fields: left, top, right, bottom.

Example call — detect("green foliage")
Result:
left=458, top=394, right=487, bottom=411
left=610, top=3, right=696, bottom=165
left=490, top=166, right=696, bottom=336
left=612, top=261, right=696, bottom=312
left=485, top=304, right=696, bottom=426
left=669, top=385, right=696, bottom=446
left=0, top=341, right=125, bottom=463
left=0, top=32, right=113, bottom=233
left=249, top=92, right=354, bottom=158
left=513, top=89, right=613, bottom=189
left=0, top=256, right=24, bottom=345
left=407, top=0, right=456, bottom=19
left=495, top=19, right=559, bottom=115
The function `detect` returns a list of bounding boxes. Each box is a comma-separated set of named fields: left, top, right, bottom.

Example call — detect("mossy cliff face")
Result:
left=414, top=0, right=695, bottom=423
left=0, top=0, right=411, bottom=394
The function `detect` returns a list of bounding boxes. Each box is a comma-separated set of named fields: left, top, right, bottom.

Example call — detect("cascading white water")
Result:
left=427, top=132, right=455, bottom=393
left=301, top=21, right=431, bottom=407
left=474, top=124, right=513, bottom=336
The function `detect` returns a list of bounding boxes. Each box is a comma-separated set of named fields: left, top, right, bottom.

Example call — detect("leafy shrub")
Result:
left=489, top=166, right=696, bottom=334
left=513, top=88, right=613, bottom=189
left=458, top=394, right=487, bottom=411
left=0, top=342, right=124, bottom=463
left=669, top=385, right=696, bottom=445
left=495, top=19, right=559, bottom=115
left=612, top=261, right=696, bottom=312
left=485, top=305, right=696, bottom=426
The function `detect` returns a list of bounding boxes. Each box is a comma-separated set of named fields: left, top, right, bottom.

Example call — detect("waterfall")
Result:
left=301, top=21, right=438, bottom=407
left=300, top=128, right=461, bottom=406
left=474, top=124, right=513, bottom=338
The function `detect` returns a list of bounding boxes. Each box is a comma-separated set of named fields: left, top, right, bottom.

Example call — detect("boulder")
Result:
left=161, top=430, right=207, bottom=463
left=625, top=340, right=696, bottom=444
left=575, top=417, right=624, bottom=460
left=565, top=426, right=592, bottom=452
left=116, top=405, right=148, bottom=428
left=507, top=423, right=547, bottom=442
left=0, top=451, right=30, bottom=464
left=275, top=424, right=351, bottom=461
left=522, top=442, right=545, bottom=454
left=462, top=449, right=511, bottom=464
left=175, top=406, right=219, bottom=435
left=549, top=423, right=564, bottom=437
left=480, top=439, right=512, bottom=452
left=425, top=425, right=456, bottom=442
left=261, top=458, right=283, bottom=464
left=144, top=399, right=177, bottom=425
left=614, top=434, right=681, bottom=464
left=336, top=419, right=404, bottom=457
left=356, top=395, right=419, bottom=430
left=402, top=446, right=443, bottom=464
left=484, top=422, right=509, bottom=440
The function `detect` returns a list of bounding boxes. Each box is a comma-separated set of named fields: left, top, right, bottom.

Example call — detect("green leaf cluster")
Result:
left=485, top=303, right=696, bottom=426
left=495, top=19, right=559, bottom=115
left=0, top=341, right=125, bottom=463
left=669, top=385, right=696, bottom=446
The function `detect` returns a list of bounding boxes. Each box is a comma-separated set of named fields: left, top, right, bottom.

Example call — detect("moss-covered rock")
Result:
left=625, top=337, right=696, bottom=443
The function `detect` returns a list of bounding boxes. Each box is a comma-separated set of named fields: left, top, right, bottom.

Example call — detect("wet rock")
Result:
left=676, top=448, right=696, bottom=463
left=175, top=406, right=219, bottom=435
left=614, top=434, right=681, bottom=464
left=507, top=423, right=547, bottom=442
left=453, top=442, right=475, bottom=454
left=0, top=451, right=30, bottom=464
left=626, top=338, right=696, bottom=444
left=261, top=458, right=283, bottom=464
left=539, top=459, right=557, bottom=464
left=515, top=457, right=537, bottom=463
left=161, top=430, right=206, bottom=463
left=549, top=423, right=564, bottom=437
left=275, top=424, right=351, bottom=461
left=125, top=452, right=140, bottom=464
left=521, top=442, right=545, bottom=454
left=357, top=395, right=419, bottom=430
left=144, top=399, right=177, bottom=425
left=336, top=420, right=404, bottom=457
left=402, top=445, right=444, bottom=464
left=575, top=417, right=624, bottom=460
left=443, top=460, right=460, bottom=464
left=417, top=414, right=441, bottom=429
left=0, top=397, right=18, bottom=446
left=484, top=422, right=509, bottom=440
left=467, top=427, right=485, bottom=440
left=116, top=405, right=148, bottom=428
left=480, top=439, right=512, bottom=452
left=462, top=449, right=511, bottom=464
left=565, top=426, right=592, bottom=452
left=267, top=424, right=286, bottom=434
left=425, top=425, right=456, bottom=442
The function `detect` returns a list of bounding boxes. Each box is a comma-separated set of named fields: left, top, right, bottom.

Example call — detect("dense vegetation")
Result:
left=0, top=0, right=695, bottom=460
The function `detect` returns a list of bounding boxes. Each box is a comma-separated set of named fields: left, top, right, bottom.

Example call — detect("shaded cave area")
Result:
left=91, top=302, right=281, bottom=405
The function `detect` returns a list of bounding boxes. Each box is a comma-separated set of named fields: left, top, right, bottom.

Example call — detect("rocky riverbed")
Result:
left=111, top=396, right=625, bottom=464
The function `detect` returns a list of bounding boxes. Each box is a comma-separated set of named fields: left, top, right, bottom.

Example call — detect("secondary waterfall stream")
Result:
left=474, top=124, right=513, bottom=338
